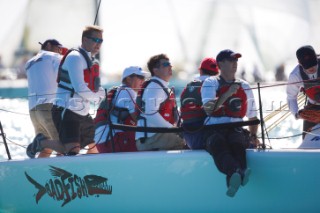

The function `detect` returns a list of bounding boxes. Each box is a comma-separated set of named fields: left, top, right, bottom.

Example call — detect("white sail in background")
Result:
left=0, top=0, right=96, bottom=67
left=0, top=0, right=29, bottom=69
left=99, top=0, right=320, bottom=82
left=24, top=0, right=96, bottom=51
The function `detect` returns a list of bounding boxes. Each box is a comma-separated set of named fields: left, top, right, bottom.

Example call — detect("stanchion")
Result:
left=257, top=83, right=266, bottom=149
left=0, top=121, right=11, bottom=160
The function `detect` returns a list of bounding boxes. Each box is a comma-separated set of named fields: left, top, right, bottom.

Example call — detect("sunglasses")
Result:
left=86, top=36, right=103, bottom=44
left=161, top=62, right=172, bottom=67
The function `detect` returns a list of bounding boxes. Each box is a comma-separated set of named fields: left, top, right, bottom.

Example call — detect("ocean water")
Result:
left=0, top=82, right=303, bottom=161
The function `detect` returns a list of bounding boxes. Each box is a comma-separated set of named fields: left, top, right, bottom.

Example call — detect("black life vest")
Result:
left=210, top=77, right=247, bottom=118
left=180, top=80, right=206, bottom=125
left=57, top=48, right=100, bottom=96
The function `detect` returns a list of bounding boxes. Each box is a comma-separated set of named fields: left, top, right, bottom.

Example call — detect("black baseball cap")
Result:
left=296, top=45, right=317, bottom=69
left=39, top=39, right=62, bottom=50
left=216, top=49, right=242, bottom=62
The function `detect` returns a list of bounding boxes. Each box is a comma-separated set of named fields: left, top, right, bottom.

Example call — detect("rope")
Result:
left=263, top=93, right=304, bottom=122
left=111, top=119, right=260, bottom=133
left=264, top=93, right=305, bottom=133
left=0, top=108, right=29, bottom=116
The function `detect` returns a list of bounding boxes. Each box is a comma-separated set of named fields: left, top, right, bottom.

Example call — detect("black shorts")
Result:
left=52, top=105, right=95, bottom=148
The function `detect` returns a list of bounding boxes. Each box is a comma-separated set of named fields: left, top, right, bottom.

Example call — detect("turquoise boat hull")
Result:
left=0, top=149, right=319, bottom=212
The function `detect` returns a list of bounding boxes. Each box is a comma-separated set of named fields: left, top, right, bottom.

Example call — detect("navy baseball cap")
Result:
left=296, top=45, right=317, bottom=69
left=216, top=49, right=242, bottom=62
left=39, top=39, right=62, bottom=49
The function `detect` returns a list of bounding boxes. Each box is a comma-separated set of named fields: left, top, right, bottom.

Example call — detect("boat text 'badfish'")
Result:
left=25, top=165, right=112, bottom=207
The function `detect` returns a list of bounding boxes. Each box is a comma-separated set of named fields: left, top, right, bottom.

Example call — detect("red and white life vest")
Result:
left=210, top=77, right=247, bottom=118
left=94, top=86, right=136, bottom=128
left=57, top=48, right=100, bottom=96
left=94, top=86, right=137, bottom=153
left=299, top=59, right=320, bottom=102
left=136, top=79, right=177, bottom=125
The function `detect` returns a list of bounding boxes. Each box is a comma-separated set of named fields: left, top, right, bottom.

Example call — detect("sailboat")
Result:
left=1, top=0, right=320, bottom=212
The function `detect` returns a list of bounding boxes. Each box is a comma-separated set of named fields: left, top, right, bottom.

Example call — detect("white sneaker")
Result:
left=241, top=168, right=251, bottom=186
left=226, top=172, right=241, bottom=197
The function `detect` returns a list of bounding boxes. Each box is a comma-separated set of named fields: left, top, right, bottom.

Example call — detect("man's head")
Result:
left=147, top=54, right=172, bottom=82
left=39, top=39, right=62, bottom=54
left=82, top=25, right=103, bottom=56
left=296, top=45, right=318, bottom=72
left=216, top=49, right=241, bottom=76
left=122, top=66, right=149, bottom=91
left=216, top=49, right=242, bottom=63
left=199, top=57, right=219, bottom=76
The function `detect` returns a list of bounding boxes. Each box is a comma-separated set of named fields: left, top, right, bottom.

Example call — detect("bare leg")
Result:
left=40, top=139, right=67, bottom=154
left=86, top=142, right=98, bottom=154
left=38, top=148, right=53, bottom=158
left=65, top=142, right=81, bottom=154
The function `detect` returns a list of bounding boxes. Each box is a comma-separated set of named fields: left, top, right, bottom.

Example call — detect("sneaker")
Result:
left=226, top=172, right=241, bottom=197
left=26, top=133, right=46, bottom=158
left=241, top=168, right=251, bottom=186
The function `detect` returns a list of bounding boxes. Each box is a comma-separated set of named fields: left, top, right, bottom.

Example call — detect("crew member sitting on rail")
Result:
left=135, top=54, right=186, bottom=151
left=202, top=49, right=260, bottom=197
left=94, top=66, right=148, bottom=153
left=180, top=57, right=219, bottom=149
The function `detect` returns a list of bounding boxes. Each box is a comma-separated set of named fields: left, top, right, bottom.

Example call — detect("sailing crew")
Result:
left=201, top=49, right=260, bottom=197
left=286, top=45, right=320, bottom=138
left=94, top=66, right=148, bottom=153
left=135, top=54, right=186, bottom=151
left=180, top=57, right=219, bottom=149
left=27, top=25, right=105, bottom=158
left=25, top=39, right=63, bottom=158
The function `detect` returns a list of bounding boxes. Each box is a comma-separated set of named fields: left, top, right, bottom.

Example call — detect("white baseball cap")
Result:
left=122, top=66, right=149, bottom=81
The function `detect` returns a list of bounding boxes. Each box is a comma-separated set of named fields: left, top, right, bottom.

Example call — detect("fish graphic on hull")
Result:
left=25, top=165, right=112, bottom=207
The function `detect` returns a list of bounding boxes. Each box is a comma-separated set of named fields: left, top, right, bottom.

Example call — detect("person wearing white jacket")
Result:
left=27, top=25, right=105, bottom=158
left=286, top=45, right=320, bottom=138
left=135, top=54, right=185, bottom=151
left=26, top=39, right=62, bottom=158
